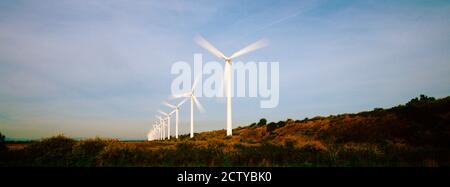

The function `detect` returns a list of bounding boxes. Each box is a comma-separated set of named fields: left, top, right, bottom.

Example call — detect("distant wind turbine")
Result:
left=173, top=77, right=204, bottom=138
left=163, top=98, right=188, bottom=139
left=158, top=110, right=175, bottom=140
left=195, top=35, right=268, bottom=136
left=152, top=122, right=158, bottom=141
left=147, top=129, right=152, bottom=141
left=156, top=115, right=164, bottom=140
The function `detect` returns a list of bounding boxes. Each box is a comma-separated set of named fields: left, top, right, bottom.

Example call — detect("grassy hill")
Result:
left=1, top=95, right=449, bottom=167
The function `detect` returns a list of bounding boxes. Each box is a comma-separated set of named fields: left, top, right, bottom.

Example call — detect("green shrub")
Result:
left=407, top=94, right=436, bottom=106
left=24, top=135, right=76, bottom=166
left=68, top=138, right=109, bottom=166
left=95, top=143, right=147, bottom=167
left=257, top=118, right=267, bottom=127
left=266, top=122, right=278, bottom=133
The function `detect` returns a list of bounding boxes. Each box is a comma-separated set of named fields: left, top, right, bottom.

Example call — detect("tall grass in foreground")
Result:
left=1, top=95, right=449, bottom=167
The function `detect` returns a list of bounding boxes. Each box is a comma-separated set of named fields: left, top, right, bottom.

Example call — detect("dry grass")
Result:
left=1, top=95, right=449, bottom=166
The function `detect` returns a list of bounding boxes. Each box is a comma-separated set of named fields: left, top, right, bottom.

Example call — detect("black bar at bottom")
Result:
left=1, top=167, right=449, bottom=185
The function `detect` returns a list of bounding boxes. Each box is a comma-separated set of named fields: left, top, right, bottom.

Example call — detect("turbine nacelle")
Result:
left=195, top=35, right=268, bottom=61
left=172, top=77, right=205, bottom=113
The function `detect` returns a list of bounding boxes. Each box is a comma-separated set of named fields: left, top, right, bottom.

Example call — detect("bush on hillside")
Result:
left=24, top=135, right=76, bottom=166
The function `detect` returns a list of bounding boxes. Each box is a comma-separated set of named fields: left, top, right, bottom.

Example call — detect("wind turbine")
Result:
left=158, top=110, right=170, bottom=139
left=155, top=122, right=159, bottom=140
left=173, top=77, right=204, bottom=138
left=156, top=122, right=162, bottom=140
left=158, top=110, right=175, bottom=140
left=151, top=122, right=158, bottom=141
left=163, top=98, right=188, bottom=139
left=156, top=115, right=164, bottom=140
left=147, top=130, right=152, bottom=141
left=195, top=36, right=268, bottom=136
left=155, top=125, right=159, bottom=140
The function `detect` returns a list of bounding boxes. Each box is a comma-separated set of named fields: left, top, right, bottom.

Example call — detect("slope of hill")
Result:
left=1, top=95, right=449, bottom=167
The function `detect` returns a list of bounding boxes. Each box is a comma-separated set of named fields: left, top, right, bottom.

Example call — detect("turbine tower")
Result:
left=156, top=115, right=164, bottom=140
left=153, top=120, right=160, bottom=140
left=152, top=122, right=158, bottom=141
left=157, top=122, right=162, bottom=140
left=195, top=36, right=268, bottom=136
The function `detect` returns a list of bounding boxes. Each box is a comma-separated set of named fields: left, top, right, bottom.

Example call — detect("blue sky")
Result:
left=1, top=0, right=449, bottom=140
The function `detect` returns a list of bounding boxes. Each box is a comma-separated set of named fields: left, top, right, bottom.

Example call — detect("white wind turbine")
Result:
left=152, top=122, right=158, bottom=141
left=153, top=120, right=161, bottom=140
left=158, top=110, right=175, bottom=140
left=150, top=130, right=156, bottom=141
left=158, top=110, right=169, bottom=139
left=163, top=98, right=188, bottom=139
left=147, top=129, right=152, bottom=141
left=156, top=121, right=162, bottom=140
left=173, top=77, right=204, bottom=138
left=149, top=128, right=157, bottom=141
left=148, top=122, right=154, bottom=141
left=195, top=36, right=268, bottom=136
left=156, top=121, right=160, bottom=140
left=156, top=115, right=164, bottom=140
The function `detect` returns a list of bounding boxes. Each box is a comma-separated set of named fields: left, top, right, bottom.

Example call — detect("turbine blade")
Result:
left=195, top=35, right=227, bottom=60
left=171, top=92, right=190, bottom=99
left=192, top=95, right=205, bottom=112
left=177, top=98, right=188, bottom=107
left=158, top=110, right=168, bottom=116
left=229, top=39, right=268, bottom=59
left=169, top=110, right=176, bottom=115
left=163, top=101, right=176, bottom=108
left=191, top=76, right=201, bottom=92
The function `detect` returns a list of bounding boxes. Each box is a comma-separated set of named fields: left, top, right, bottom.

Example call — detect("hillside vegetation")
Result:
left=1, top=95, right=449, bottom=167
